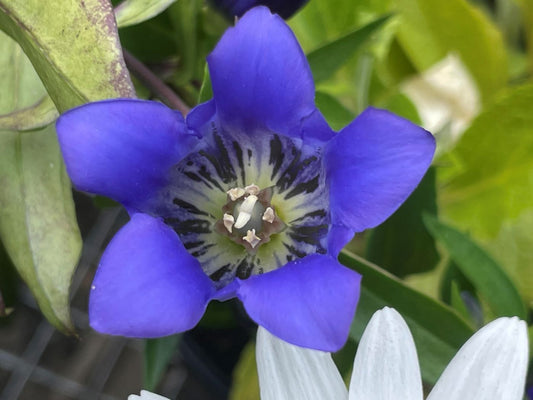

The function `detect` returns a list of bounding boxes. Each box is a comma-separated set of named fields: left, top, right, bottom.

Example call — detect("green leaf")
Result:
left=423, top=214, right=527, bottom=319
left=489, top=209, right=533, bottom=307
left=115, top=0, right=177, bottom=28
left=0, top=31, right=81, bottom=333
left=168, top=0, right=202, bottom=85
left=198, top=63, right=213, bottom=104
left=0, top=127, right=82, bottom=333
left=0, top=0, right=135, bottom=112
left=449, top=281, right=474, bottom=324
left=366, top=168, right=439, bottom=277
left=394, top=0, right=507, bottom=99
left=0, top=95, right=57, bottom=131
left=307, top=14, right=392, bottom=83
left=340, top=251, right=473, bottom=384
left=144, top=335, right=180, bottom=391
left=229, top=341, right=260, bottom=400
left=315, top=91, right=355, bottom=131
left=382, top=92, right=421, bottom=125
left=439, top=83, right=533, bottom=239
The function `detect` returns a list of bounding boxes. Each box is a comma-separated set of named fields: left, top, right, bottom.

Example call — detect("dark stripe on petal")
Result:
left=289, top=209, right=327, bottom=224
left=165, top=218, right=211, bottom=234
left=233, top=140, right=246, bottom=185
left=283, top=243, right=308, bottom=259
left=284, top=175, right=320, bottom=200
left=183, top=240, right=205, bottom=249
left=191, top=243, right=216, bottom=258
left=269, top=135, right=284, bottom=180
left=236, top=257, right=254, bottom=279
left=210, top=264, right=232, bottom=281
left=173, top=198, right=212, bottom=217
left=198, top=165, right=225, bottom=192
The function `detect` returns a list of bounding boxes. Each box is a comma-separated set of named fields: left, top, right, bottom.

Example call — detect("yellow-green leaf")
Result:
left=0, top=30, right=81, bottom=333
left=115, top=0, right=177, bottom=28
left=394, top=0, right=507, bottom=100
left=229, top=341, right=260, bottom=400
left=0, top=95, right=57, bottom=131
left=0, top=0, right=135, bottom=112
left=439, top=83, right=533, bottom=239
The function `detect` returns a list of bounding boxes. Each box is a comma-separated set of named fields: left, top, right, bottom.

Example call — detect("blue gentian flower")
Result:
left=210, top=0, right=308, bottom=19
left=56, top=7, right=435, bottom=352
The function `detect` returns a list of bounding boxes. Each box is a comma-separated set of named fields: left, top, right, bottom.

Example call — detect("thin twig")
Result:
left=122, top=49, right=191, bottom=115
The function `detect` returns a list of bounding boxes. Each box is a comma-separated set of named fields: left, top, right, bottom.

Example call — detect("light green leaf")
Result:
left=198, top=63, right=213, bottom=104
left=0, top=127, right=80, bottom=333
left=0, top=0, right=135, bottom=112
left=307, top=15, right=392, bottom=83
left=394, top=0, right=507, bottom=99
left=229, top=341, right=260, bottom=400
left=424, top=215, right=527, bottom=320
left=0, top=95, right=57, bottom=131
left=290, top=0, right=392, bottom=52
left=489, top=208, right=533, bottom=307
left=115, top=0, right=176, bottom=28
left=340, top=251, right=473, bottom=384
left=439, top=83, right=533, bottom=239
left=168, top=0, right=202, bottom=85
left=144, top=335, right=180, bottom=391
left=0, top=31, right=81, bottom=333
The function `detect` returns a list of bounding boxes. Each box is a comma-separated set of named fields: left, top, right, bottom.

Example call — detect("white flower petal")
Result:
left=402, top=53, right=480, bottom=149
left=128, top=390, right=169, bottom=400
left=348, top=307, right=423, bottom=400
left=256, top=327, right=348, bottom=400
left=427, top=317, right=529, bottom=400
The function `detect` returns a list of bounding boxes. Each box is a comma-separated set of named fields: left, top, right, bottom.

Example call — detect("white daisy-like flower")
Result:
left=128, top=390, right=169, bottom=400
left=257, top=307, right=529, bottom=400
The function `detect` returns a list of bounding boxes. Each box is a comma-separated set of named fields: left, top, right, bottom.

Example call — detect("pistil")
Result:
left=215, top=184, right=287, bottom=253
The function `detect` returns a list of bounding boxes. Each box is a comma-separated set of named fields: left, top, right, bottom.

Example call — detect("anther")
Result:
left=234, top=194, right=258, bottom=229
left=244, top=184, right=260, bottom=195
left=227, top=187, right=245, bottom=201
left=262, top=207, right=275, bottom=223
left=243, top=229, right=261, bottom=248
left=223, top=213, right=235, bottom=233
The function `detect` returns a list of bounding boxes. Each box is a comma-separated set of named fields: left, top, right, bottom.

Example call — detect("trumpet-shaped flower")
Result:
left=210, top=0, right=308, bottom=19
left=257, top=307, right=529, bottom=400
left=56, top=7, right=434, bottom=351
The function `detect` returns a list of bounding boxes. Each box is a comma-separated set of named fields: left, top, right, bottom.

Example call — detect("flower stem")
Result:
left=123, top=49, right=191, bottom=115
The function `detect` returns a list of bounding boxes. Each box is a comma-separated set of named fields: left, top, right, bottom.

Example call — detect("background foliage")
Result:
left=0, top=0, right=531, bottom=397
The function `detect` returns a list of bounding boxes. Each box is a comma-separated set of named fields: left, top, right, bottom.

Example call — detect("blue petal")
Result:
left=326, top=107, right=435, bottom=232
left=56, top=99, right=198, bottom=210
left=186, top=99, right=216, bottom=137
left=237, top=254, right=361, bottom=351
left=89, top=213, right=214, bottom=337
left=328, top=224, right=355, bottom=256
left=207, top=7, right=316, bottom=138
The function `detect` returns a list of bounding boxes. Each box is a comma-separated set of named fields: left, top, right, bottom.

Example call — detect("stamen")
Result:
left=234, top=194, right=258, bottom=229
left=243, top=229, right=261, bottom=248
left=244, top=183, right=260, bottom=195
left=262, top=207, right=275, bottom=223
left=223, top=213, right=235, bottom=233
left=227, top=187, right=245, bottom=201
